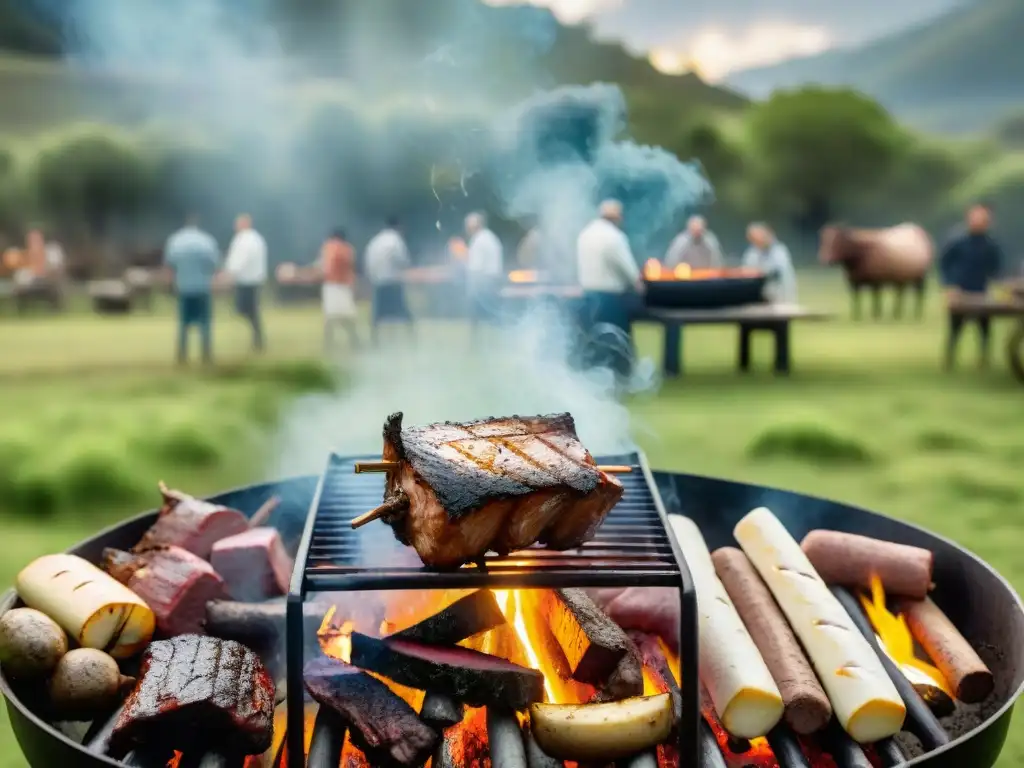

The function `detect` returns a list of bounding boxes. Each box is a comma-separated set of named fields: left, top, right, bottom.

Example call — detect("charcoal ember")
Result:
left=210, top=528, right=293, bottom=602
left=391, top=590, right=506, bottom=646
left=134, top=484, right=248, bottom=559
left=103, top=547, right=228, bottom=637
left=304, top=656, right=438, bottom=768
left=109, top=635, right=275, bottom=758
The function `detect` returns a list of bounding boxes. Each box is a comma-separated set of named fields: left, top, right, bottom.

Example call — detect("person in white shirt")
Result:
left=664, top=215, right=723, bottom=270
left=464, top=212, right=504, bottom=330
left=742, top=222, right=798, bottom=304
left=576, top=200, right=644, bottom=377
left=364, top=216, right=414, bottom=344
left=224, top=213, right=268, bottom=352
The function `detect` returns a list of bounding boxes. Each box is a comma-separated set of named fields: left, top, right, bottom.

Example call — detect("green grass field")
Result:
left=0, top=273, right=1021, bottom=766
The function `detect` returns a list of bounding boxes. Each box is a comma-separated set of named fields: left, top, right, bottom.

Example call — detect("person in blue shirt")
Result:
left=164, top=214, right=221, bottom=364
left=940, top=203, right=1004, bottom=369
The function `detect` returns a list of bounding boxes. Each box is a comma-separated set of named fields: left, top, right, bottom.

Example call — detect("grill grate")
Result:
left=295, top=452, right=685, bottom=592
left=285, top=450, right=698, bottom=768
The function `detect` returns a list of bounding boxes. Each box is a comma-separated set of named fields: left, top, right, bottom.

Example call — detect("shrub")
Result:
left=747, top=419, right=877, bottom=466
left=914, top=428, right=985, bottom=454
left=943, top=472, right=1021, bottom=506
left=142, top=421, right=225, bottom=469
left=53, top=443, right=149, bottom=512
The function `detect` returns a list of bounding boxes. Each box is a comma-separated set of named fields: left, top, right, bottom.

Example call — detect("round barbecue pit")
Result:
left=642, top=267, right=767, bottom=311
left=1, top=463, right=1022, bottom=768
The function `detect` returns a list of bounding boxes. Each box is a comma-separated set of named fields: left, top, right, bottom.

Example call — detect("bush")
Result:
left=914, top=428, right=985, bottom=454
left=747, top=419, right=877, bottom=466
left=943, top=472, right=1021, bottom=506
left=141, top=421, right=225, bottom=469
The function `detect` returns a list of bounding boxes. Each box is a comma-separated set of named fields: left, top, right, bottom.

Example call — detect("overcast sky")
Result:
left=487, top=0, right=966, bottom=80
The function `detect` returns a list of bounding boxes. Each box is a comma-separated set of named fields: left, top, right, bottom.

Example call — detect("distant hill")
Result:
left=0, top=0, right=746, bottom=135
left=726, top=0, right=1024, bottom=133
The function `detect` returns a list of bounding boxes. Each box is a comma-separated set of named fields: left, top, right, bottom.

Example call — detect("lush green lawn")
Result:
left=0, top=274, right=1021, bottom=766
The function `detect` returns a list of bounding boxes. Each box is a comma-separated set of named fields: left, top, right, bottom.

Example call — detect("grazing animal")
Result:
left=819, top=223, right=934, bottom=320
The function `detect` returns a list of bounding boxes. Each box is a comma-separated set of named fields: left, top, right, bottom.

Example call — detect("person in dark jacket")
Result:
left=940, top=203, right=1004, bottom=368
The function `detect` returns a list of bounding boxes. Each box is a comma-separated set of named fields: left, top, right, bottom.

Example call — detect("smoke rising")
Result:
left=41, top=0, right=712, bottom=474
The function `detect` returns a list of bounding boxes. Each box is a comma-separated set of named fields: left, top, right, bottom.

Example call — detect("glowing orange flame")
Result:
left=860, top=575, right=951, bottom=694
left=166, top=752, right=182, bottom=768
left=642, top=260, right=763, bottom=282
left=507, top=269, right=538, bottom=283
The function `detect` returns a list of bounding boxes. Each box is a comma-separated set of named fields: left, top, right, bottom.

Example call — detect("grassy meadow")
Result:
left=0, top=272, right=1021, bottom=766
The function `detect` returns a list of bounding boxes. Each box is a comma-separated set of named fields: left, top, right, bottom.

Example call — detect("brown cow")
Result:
left=819, top=223, right=934, bottom=320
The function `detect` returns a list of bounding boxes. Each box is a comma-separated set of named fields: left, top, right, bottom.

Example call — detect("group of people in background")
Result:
left=161, top=198, right=1013, bottom=376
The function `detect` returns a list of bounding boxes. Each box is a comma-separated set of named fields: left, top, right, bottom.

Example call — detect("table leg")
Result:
left=774, top=322, right=791, bottom=375
left=664, top=323, right=683, bottom=377
left=738, top=325, right=753, bottom=372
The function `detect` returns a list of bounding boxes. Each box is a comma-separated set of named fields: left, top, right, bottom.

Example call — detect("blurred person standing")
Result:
left=164, top=213, right=220, bottom=365
left=464, top=212, right=504, bottom=332
left=742, top=222, right=797, bottom=304
left=364, top=216, right=413, bottom=345
left=664, top=215, right=723, bottom=270
left=224, top=213, right=267, bottom=353
left=940, top=203, right=1005, bottom=368
left=576, top=199, right=644, bottom=378
left=314, top=228, right=359, bottom=351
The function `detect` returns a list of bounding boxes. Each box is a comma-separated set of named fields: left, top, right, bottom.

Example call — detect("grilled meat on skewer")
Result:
left=377, top=412, right=624, bottom=568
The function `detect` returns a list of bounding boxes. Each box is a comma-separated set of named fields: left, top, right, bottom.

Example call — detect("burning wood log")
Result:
left=618, top=751, right=657, bottom=768
left=822, top=719, right=873, bottom=768
left=711, top=546, right=832, bottom=734
left=419, top=692, right=464, bottom=730
left=527, top=588, right=631, bottom=687
left=698, top=719, right=728, bottom=768
left=524, top=727, right=564, bottom=768
left=204, top=600, right=333, bottom=648
left=303, top=657, right=438, bottom=768
left=873, top=737, right=907, bottom=766
left=666, top=516, right=784, bottom=739
left=830, top=586, right=949, bottom=751
left=801, top=531, right=934, bottom=599
left=627, top=632, right=681, bottom=722
left=765, top=726, right=810, bottom=768
left=487, top=706, right=528, bottom=768
left=306, top=706, right=347, bottom=768
left=433, top=729, right=459, bottom=768
left=733, top=508, right=906, bottom=744
left=900, top=597, right=994, bottom=704
left=590, top=640, right=643, bottom=702
left=392, top=590, right=506, bottom=646
left=103, top=546, right=229, bottom=637
left=348, top=632, right=544, bottom=709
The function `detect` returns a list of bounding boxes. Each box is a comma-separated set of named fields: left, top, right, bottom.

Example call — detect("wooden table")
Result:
left=637, top=304, right=833, bottom=376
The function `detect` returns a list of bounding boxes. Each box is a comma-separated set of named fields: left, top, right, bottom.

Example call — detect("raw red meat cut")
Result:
left=134, top=483, right=249, bottom=559
left=210, top=527, right=293, bottom=602
left=102, top=546, right=228, bottom=637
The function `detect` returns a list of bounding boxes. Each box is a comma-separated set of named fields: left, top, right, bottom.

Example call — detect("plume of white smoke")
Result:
left=40, top=0, right=712, bottom=474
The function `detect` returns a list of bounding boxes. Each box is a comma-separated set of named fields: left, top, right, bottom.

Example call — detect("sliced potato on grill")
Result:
left=529, top=693, right=673, bottom=761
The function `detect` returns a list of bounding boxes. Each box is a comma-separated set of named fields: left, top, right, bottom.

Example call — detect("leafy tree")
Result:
left=744, top=88, right=907, bottom=232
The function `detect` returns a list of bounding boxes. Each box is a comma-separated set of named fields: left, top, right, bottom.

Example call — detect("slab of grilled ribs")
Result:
left=109, top=635, right=275, bottom=758
left=379, top=412, right=624, bottom=568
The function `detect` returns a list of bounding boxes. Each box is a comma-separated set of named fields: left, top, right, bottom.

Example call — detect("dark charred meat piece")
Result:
left=349, top=632, right=545, bottom=709
left=304, top=656, right=438, bottom=768
left=134, top=485, right=249, bottom=559
left=103, top=547, right=228, bottom=637
left=391, top=589, right=506, bottom=645
left=380, top=412, right=623, bottom=568
left=109, top=635, right=275, bottom=758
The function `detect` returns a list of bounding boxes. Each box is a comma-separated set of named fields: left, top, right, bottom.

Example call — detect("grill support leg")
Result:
left=680, top=581, right=699, bottom=768
left=286, top=594, right=306, bottom=768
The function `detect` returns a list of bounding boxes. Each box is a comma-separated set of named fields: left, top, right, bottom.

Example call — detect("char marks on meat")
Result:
left=304, top=656, right=438, bottom=768
left=109, top=635, right=274, bottom=758
left=134, top=485, right=249, bottom=559
left=380, top=412, right=624, bottom=568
